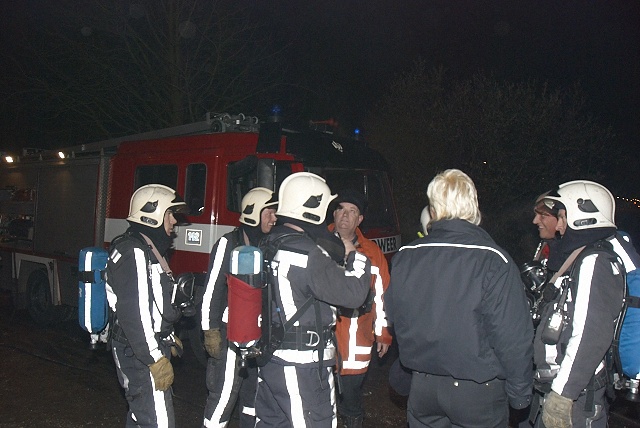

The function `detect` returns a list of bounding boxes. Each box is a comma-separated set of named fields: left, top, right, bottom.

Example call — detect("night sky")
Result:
left=1, top=0, right=639, bottom=193
left=270, top=0, right=640, bottom=197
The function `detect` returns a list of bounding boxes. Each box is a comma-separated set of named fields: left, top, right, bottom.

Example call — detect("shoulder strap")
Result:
left=283, top=296, right=316, bottom=331
left=139, top=233, right=173, bottom=278
left=569, top=239, right=624, bottom=278
left=556, top=239, right=624, bottom=294
left=110, top=231, right=147, bottom=253
left=549, top=246, right=585, bottom=284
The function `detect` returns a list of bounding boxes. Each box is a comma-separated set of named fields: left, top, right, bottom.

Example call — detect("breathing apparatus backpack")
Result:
left=226, top=244, right=265, bottom=366
left=566, top=239, right=640, bottom=402
left=614, top=265, right=640, bottom=401
left=78, top=234, right=149, bottom=340
left=226, top=231, right=327, bottom=368
left=78, top=247, right=110, bottom=349
left=78, top=233, right=197, bottom=350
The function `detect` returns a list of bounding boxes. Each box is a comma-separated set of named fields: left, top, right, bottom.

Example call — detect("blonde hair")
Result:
left=427, top=169, right=481, bottom=225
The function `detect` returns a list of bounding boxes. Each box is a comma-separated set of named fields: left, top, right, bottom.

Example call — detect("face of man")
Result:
left=532, top=203, right=558, bottom=240
left=163, top=210, right=177, bottom=236
left=260, top=208, right=277, bottom=234
left=333, top=202, right=363, bottom=240
left=556, top=208, right=567, bottom=236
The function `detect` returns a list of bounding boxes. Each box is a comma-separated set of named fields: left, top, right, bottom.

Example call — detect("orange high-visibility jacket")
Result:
left=330, top=225, right=393, bottom=375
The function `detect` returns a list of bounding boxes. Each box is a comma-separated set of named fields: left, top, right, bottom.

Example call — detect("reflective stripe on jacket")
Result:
left=332, top=225, right=392, bottom=375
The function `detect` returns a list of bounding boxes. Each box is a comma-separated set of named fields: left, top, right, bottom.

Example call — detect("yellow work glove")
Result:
left=148, top=356, right=174, bottom=391
left=203, top=328, right=223, bottom=359
left=542, top=390, right=572, bottom=428
left=170, top=335, right=183, bottom=358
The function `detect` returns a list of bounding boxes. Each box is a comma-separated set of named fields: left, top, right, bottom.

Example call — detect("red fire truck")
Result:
left=0, top=112, right=400, bottom=332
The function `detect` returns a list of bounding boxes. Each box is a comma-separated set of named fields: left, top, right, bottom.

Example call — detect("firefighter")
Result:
left=201, top=187, right=278, bottom=428
left=329, top=189, right=392, bottom=428
left=106, top=184, right=190, bottom=428
left=528, top=181, right=629, bottom=428
left=254, top=172, right=371, bottom=428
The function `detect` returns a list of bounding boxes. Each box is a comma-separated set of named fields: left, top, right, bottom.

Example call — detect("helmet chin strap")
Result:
left=240, top=223, right=264, bottom=247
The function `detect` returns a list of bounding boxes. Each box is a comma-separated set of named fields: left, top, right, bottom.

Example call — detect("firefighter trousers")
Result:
left=203, top=343, right=257, bottom=428
left=111, top=340, right=175, bottom=428
left=255, top=360, right=335, bottom=427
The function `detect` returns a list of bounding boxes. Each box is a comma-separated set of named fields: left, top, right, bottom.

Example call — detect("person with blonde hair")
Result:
left=426, top=168, right=481, bottom=225
left=386, top=169, right=533, bottom=427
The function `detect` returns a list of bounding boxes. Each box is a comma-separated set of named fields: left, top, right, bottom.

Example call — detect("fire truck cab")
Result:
left=0, top=113, right=401, bottom=327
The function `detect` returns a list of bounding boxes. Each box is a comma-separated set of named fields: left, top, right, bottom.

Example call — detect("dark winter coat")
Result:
left=386, top=219, right=534, bottom=409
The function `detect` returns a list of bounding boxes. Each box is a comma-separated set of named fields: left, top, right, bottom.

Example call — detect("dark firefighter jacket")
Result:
left=265, top=224, right=371, bottom=367
left=106, top=232, right=181, bottom=366
left=534, top=233, right=634, bottom=399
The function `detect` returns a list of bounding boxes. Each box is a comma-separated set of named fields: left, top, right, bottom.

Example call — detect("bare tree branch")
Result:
left=6, top=0, right=290, bottom=145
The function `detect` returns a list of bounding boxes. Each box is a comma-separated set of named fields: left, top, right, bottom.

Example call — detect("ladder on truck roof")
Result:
left=52, top=112, right=261, bottom=157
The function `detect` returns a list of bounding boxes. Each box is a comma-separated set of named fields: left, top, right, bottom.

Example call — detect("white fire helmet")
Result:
left=239, top=187, right=278, bottom=227
left=276, top=172, right=336, bottom=225
left=127, top=184, right=189, bottom=228
left=420, top=206, right=431, bottom=235
left=543, top=180, right=616, bottom=231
